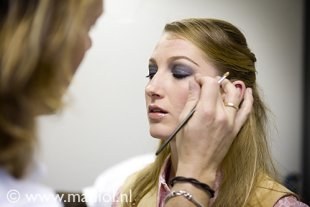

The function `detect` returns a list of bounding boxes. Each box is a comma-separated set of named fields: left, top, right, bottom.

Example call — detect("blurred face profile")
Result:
left=73, top=0, right=103, bottom=71
left=145, top=32, right=218, bottom=139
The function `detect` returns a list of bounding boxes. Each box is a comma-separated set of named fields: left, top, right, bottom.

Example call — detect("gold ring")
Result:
left=224, top=102, right=239, bottom=110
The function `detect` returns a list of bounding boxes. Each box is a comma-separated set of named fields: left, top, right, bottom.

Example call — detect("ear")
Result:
left=232, top=80, right=246, bottom=101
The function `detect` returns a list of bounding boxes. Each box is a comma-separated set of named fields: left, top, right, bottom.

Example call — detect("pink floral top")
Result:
left=156, top=159, right=309, bottom=207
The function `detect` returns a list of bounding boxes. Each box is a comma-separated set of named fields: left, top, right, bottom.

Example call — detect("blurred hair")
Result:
left=0, top=0, right=97, bottom=178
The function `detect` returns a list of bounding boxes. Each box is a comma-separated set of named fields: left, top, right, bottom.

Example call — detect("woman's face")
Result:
left=145, top=32, right=219, bottom=139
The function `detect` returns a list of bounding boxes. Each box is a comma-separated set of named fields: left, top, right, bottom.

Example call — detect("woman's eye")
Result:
left=172, top=65, right=193, bottom=79
left=146, top=66, right=157, bottom=79
left=146, top=72, right=156, bottom=79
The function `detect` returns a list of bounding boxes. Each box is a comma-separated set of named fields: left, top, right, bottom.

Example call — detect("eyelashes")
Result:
left=146, top=66, right=157, bottom=79
left=145, top=74, right=154, bottom=79
left=146, top=64, right=194, bottom=80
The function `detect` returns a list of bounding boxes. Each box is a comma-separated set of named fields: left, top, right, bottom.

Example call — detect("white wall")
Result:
left=38, top=0, right=304, bottom=191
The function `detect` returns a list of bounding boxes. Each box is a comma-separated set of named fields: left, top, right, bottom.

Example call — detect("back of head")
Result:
left=0, top=0, right=96, bottom=178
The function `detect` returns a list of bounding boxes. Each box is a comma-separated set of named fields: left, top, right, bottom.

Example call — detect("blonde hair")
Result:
left=121, top=18, right=276, bottom=207
left=0, top=0, right=97, bottom=179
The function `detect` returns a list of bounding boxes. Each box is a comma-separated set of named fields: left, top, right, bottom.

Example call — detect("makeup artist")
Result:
left=115, top=18, right=308, bottom=207
left=0, top=1, right=103, bottom=206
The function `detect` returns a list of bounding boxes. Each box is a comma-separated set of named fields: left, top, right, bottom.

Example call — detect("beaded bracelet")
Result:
left=169, top=176, right=215, bottom=198
left=164, top=190, right=205, bottom=207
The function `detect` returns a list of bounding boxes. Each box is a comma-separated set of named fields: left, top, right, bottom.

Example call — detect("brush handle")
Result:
left=155, top=107, right=196, bottom=155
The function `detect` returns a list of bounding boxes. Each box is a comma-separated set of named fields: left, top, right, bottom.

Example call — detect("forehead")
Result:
left=151, top=33, right=208, bottom=63
left=151, top=32, right=218, bottom=76
left=154, top=33, right=199, bottom=53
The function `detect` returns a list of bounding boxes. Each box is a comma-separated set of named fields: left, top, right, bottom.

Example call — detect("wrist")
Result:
left=169, top=183, right=210, bottom=207
left=170, top=176, right=215, bottom=199
left=176, top=163, right=217, bottom=187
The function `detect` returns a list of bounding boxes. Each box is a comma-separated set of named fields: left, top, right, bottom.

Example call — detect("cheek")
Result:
left=144, top=85, right=150, bottom=103
left=171, top=85, right=190, bottom=114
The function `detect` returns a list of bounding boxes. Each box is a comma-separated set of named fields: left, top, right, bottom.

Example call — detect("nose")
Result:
left=85, top=35, right=92, bottom=51
left=145, top=75, right=164, bottom=99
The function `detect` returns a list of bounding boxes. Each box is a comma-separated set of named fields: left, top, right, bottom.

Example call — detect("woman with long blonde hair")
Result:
left=117, top=18, right=308, bottom=207
left=0, top=0, right=102, bottom=206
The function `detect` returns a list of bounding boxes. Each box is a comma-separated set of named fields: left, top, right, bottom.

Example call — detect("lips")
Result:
left=148, top=105, right=168, bottom=121
left=148, top=105, right=168, bottom=114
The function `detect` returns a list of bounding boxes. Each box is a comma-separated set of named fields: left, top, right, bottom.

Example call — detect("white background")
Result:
left=38, top=0, right=304, bottom=191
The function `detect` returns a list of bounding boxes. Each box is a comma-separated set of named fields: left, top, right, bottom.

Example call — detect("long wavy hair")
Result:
left=0, top=0, right=97, bottom=179
left=120, top=18, right=276, bottom=207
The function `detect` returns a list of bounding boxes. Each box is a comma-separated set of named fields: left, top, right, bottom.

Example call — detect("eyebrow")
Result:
left=149, top=56, right=199, bottom=66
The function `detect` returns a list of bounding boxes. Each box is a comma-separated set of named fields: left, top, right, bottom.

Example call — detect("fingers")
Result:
left=194, top=74, right=250, bottom=131
left=185, top=74, right=252, bottom=132
left=220, top=78, right=242, bottom=115
left=195, top=75, right=221, bottom=118
left=179, top=79, right=200, bottom=121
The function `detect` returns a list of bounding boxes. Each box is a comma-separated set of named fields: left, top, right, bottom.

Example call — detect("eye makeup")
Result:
left=146, top=63, right=194, bottom=80
left=171, top=64, right=194, bottom=79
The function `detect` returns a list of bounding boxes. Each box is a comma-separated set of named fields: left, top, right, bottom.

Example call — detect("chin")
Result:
left=149, top=128, right=171, bottom=140
left=148, top=120, right=177, bottom=139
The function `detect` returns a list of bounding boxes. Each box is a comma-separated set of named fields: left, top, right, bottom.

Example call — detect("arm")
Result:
left=165, top=75, right=253, bottom=207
